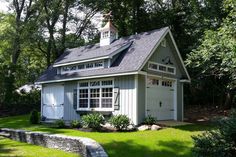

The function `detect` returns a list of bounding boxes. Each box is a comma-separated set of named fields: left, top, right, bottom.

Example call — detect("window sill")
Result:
left=77, top=108, right=114, bottom=112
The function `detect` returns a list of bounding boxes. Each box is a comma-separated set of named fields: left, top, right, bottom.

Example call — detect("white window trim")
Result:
left=148, top=61, right=176, bottom=75
left=77, top=78, right=114, bottom=112
left=161, top=38, right=166, bottom=47
left=61, top=60, right=105, bottom=74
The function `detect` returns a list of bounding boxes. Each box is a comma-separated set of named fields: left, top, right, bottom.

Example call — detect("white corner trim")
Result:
left=145, top=73, right=148, bottom=117
left=182, top=83, right=184, bottom=121
left=36, top=71, right=144, bottom=84
left=41, top=85, right=43, bottom=117
left=180, top=79, right=190, bottom=83
left=174, top=79, right=177, bottom=120
left=53, top=56, right=110, bottom=68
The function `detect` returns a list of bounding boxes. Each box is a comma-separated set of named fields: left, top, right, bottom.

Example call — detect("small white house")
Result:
left=36, top=21, right=190, bottom=125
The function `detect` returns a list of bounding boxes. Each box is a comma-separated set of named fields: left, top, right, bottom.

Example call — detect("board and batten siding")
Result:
left=63, top=81, right=80, bottom=121
left=137, top=75, right=146, bottom=124
left=114, top=75, right=138, bottom=125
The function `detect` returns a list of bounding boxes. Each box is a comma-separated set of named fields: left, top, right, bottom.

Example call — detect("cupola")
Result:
left=100, top=13, right=118, bottom=47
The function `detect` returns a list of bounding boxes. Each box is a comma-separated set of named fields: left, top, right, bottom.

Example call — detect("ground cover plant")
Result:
left=109, top=115, right=130, bottom=131
left=192, top=110, right=236, bottom=157
left=0, top=115, right=215, bottom=157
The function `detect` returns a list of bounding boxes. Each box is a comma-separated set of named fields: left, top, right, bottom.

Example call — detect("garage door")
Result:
left=42, top=84, right=64, bottom=119
left=146, top=77, right=175, bottom=120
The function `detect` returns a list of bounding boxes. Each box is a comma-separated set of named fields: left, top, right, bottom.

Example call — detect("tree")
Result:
left=186, top=0, right=236, bottom=107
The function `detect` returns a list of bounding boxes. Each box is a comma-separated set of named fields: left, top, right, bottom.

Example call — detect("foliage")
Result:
left=70, top=120, right=81, bottom=128
left=109, top=115, right=130, bottom=131
left=143, top=115, right=156, bottom=125
left=186, top=0, right=236, bottom=107
left=81, top=113, right=105, bottom=130
left=192, top=109, right=236, bottom=157
left=54, top=119, right=66, bottom=128
left=29, top=110, right=40, bottom=124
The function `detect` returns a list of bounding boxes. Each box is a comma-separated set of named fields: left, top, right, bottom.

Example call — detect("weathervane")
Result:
left=162, top=56, right=173, bottom=65
left=103, top=11, right=113, bottom=22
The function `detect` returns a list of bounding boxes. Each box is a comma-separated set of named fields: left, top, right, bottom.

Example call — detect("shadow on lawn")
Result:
left=103, top=139, right=193, bottom=157
left=173, top=124, right=216, bottom=132
left=0, top=137, right=23, bottom=157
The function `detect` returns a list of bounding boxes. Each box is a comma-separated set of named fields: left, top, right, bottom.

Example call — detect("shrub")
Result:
left=143, top=115, right=156, bottom=125
left=192, top=109, right=236, bottom=157
left=109, top=115, right=130, bottom=131
left=70, top=120, right=81, bottom=128
left=81, top=113, right=105, bottom=130
left=55, top=119, right=66, bottom=128
left=29, top=109, right=40, bottom=124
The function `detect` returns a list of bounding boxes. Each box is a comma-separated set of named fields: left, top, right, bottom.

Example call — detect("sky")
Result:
left=0, top=0, right=8, bottom=13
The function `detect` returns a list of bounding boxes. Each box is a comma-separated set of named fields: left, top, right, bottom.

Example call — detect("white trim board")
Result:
left=36, top=71, right=143, bottom=84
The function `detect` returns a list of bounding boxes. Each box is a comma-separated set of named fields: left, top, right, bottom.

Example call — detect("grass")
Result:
left=0, top=136, right=79, bottom=157
left=0, top=115, right=214, bottom=157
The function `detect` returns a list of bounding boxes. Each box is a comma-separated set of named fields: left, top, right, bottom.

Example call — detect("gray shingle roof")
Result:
left=54, top=41, right=132, bottom=66
left=36, top=27, right=169, bottom=83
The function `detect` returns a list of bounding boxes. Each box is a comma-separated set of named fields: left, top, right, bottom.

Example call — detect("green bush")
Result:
left=143, top=115, right=156, bottom=125
left=55, top=119, right=66, bottom=128
left=70, top=120, right=81, bottom=128
left=192, top=109, right=236, bottom=157
left=81, top=113, right=105, bottom=130
left=109, top=114, right=130, bottom=131
left=29, top=109, right=40, bottom=124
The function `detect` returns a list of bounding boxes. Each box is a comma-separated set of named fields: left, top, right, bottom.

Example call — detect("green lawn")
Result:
left=0, top=115, right=214, bottom=157
left=0, top=136, right=79, bottom=157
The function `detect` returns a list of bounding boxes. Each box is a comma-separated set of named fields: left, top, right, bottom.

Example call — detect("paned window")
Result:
left=102, top=31, right=109, bottom=38
left=95, top=62, right=103, bottom=67
left=86, top=63, right=94, bottom=68
left=102, top=88, right=113, bottom=108
left=79, top=89, right=88, bottom=108
left=148, top=63, right=158, bottom=70
left=61, top=61, right=104, bottom=73
left=147, top=78, right=159, bottom=86
left=162, top=81, right=172, bottom=87
left=161, top=38, right=166, bottom=47
left=77, top=80, right=113, bottom=110
left=148, top=62, right=176, bottom=75
left=90, top=88, right=100, bottom=108
left=78, top=64, right=85, bottom=70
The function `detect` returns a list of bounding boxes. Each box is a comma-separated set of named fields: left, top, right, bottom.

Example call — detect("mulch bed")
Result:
left=184, top=105, right=230, bottom=123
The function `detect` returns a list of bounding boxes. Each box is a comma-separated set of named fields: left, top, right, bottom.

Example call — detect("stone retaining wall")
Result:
left=0, top=128, right=108, bottom=157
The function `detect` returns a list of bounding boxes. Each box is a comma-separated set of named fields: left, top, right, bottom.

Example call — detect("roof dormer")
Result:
left=100, top=20, right=118, bottom=47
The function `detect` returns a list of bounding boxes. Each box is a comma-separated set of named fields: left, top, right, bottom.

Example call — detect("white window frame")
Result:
left=148, top=61, right=176, bottom=75
left=61, top=60, right=105, bottom=74
left=77, top=78, right=114, bottom=112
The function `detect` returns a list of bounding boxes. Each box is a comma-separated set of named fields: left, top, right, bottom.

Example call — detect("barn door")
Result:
left=42, top=84, right=64, bottom=119
left=146, top=77, right=175, bottom=120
